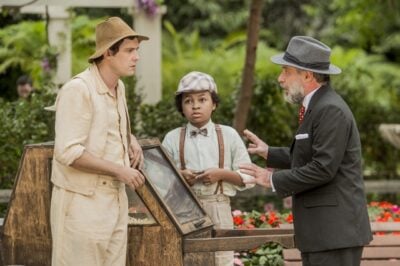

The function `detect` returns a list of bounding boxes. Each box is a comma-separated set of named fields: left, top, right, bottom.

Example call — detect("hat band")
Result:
left=283, top=52, right=330, bottom=70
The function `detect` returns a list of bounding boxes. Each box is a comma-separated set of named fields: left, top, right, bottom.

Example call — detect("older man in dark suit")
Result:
left=240, top=36, right=372, bottom=266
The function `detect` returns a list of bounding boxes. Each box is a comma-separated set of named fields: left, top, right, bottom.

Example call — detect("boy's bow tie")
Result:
left=190, top=128, right=208, bottom=137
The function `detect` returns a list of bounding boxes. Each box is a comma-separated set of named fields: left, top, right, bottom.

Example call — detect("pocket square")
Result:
left=295, top=133, right=309, bottom=140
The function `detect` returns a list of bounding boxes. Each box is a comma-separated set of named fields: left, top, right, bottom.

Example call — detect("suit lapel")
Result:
left=304, top=84, right=330, bottom=120
left=291, top=84, right=332, bottom=154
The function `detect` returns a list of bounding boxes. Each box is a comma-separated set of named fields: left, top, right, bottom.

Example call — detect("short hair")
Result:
left=295, top=68, right=331, bottom=84
left=93, top=36, right=138, bottom=64
left=313, top=72, right=330, bottom=84
left=175, top=91, right=220, bottom=117
left=16, top=75, right=32, bottom=86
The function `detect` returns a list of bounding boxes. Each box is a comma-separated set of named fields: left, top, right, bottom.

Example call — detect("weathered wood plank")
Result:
left=214, top=228, right=294, bottom=237
left=361, top=261, right=400, bottom=266
left=283, top=242, right=400, bottom=261
left=362, top=247, right=400, bottom=259
left=370, top=235, right=400, bottom=246
left=2, top=144, right=54, bottom=266
left=284, top=261, right=302, bottom=266
left=283, top=222, right=400, bottom=265
left=371, top=222, right=400, bottom=232
left=184, top=234, right=295, bottom=252
left=127, top=170, right=183, bottom=266
left=0, top=190, right=11, bottom=204
left=184, top=230, right=214, bottom=266
left=283, top=249, right=301, bottom=261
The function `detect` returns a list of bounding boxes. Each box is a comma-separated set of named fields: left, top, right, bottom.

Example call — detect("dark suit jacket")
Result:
left=268, top=84, right=372, bottom=252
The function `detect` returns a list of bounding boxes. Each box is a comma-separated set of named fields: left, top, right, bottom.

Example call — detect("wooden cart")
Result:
left=1, top=139, right=294, bottom=266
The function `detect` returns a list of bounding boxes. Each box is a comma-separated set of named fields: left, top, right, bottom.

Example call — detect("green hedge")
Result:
left=0, top=90, right=55, bottom=187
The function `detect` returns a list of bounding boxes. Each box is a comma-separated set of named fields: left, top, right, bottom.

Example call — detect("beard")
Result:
left=283, top=81, right=305, bottom=104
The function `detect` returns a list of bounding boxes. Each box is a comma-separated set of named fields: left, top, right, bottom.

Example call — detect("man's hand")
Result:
left=116, top=166, right=145, bottom=191
left=239, top=163, right=272, bottom=188
left=129, top=134, right=144, bottom=169
left=243, top=129, right=269, bottom=159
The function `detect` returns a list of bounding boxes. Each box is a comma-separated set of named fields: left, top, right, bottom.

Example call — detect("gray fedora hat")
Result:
left=271, top=36, right=341, bottom=75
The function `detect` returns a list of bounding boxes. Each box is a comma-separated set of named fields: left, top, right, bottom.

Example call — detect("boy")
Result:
left=162, top=71, right=254, bottom=266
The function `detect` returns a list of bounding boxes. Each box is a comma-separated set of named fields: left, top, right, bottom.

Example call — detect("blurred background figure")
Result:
left=16, top=75, right=34, bottom=99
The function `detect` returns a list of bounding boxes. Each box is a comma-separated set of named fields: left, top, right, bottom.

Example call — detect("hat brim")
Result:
left=88, top=34, right=149, bottom=63
left=271, top=53, right=341, bottom=75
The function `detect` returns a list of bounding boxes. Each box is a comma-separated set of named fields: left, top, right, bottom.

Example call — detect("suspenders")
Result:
left=179, top=124, right=224, bottom=194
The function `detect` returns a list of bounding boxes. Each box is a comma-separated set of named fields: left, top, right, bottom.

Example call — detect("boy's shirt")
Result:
left=162, top=120, right=254, bottom=196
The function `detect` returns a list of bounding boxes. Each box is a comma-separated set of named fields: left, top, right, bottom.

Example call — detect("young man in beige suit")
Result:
left=50, top=17, right=148, bottom=265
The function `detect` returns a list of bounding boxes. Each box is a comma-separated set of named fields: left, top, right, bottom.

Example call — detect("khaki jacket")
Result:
left=51, top=65, right=130, bottom=195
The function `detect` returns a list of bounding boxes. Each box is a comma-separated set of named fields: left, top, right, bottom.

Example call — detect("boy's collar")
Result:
left=187, top=120, right=214, bottom=131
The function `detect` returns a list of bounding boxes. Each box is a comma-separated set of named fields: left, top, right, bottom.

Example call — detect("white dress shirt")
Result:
left=162, top=120, right=254, bottom=196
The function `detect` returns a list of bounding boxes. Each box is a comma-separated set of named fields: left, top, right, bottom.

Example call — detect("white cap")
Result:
left=176, top=71, right=217, bottom=95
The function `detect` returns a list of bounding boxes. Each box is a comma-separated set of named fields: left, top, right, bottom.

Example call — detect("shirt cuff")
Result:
left=270, top=172, right=276, bottom=192
left=236, top=169, right=255, bottom=190
left=55, top=144, right=85, bottom=166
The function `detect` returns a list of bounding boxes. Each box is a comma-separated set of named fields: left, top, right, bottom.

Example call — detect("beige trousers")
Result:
left=50, top=178, right=128, bottom=266
left=198, top=194, right=234, bottom=266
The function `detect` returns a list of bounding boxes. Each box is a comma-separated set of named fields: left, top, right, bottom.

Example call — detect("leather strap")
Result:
left=214, top=124, right=224, bottom=194
left=179, top=126, right=187, bottom=170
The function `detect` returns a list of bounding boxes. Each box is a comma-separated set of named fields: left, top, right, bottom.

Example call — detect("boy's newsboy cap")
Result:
left=176, top=71, right=218, bottom=95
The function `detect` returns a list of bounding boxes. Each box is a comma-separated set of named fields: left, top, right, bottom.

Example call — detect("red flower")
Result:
left=268, top=212, right=278, bottom=226
left=233, top=216, right=244, bottom=226
left=379, top=201, right=394, bottom=209
left=286, top=213, right=293, bottom=223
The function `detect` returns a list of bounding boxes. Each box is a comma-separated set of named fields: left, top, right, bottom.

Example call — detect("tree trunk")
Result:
left=233, top=0, right=264, bottom=134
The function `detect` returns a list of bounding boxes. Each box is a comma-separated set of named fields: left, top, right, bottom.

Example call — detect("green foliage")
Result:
left=301, top=1, right=400, bottom=62
left=0, top=89, right=56, bottom=188
left=0, top=20, right=57, bottom=93
left=71, top=15, right=104, bottom=74
left=239, top=243, right=284, bottom=266
left=161, top=21, right=280, bottom=106
left=332, top=48, right=400, bottom=177
left=329, top=0, right=399, bottom=51
left=163, top=0, right=249, bottom=42
left=136, top=99, right=185, bottom=139
left=233, top=209, right=291, bottom=265
left=247, top=73, right=296, bottom=146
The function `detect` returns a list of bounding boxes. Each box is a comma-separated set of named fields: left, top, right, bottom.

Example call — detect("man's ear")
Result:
left=103, top=49, right=112, bottom=59
left=303, top=70, right=314, bottom=82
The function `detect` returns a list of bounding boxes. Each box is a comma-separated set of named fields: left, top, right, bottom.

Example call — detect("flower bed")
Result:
left=232, top=201, right=400, bottom=266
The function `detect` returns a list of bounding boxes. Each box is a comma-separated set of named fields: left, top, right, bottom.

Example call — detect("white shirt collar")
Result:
left=187, top=120, right=214, bottom=134
left=302, top=86, right=321, bottom=110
